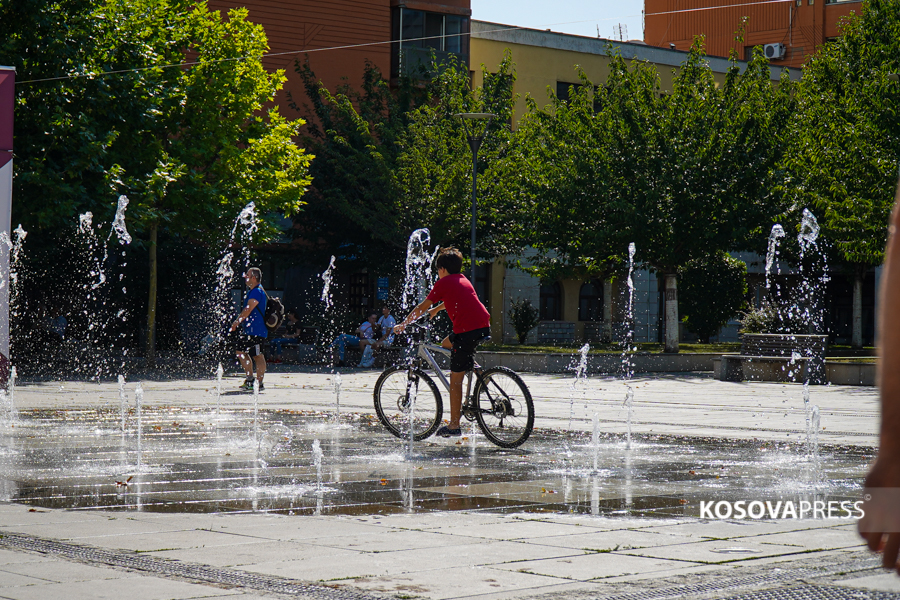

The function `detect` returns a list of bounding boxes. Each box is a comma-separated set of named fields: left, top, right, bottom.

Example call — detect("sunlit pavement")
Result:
left=0, top=370, right=894, bottom=600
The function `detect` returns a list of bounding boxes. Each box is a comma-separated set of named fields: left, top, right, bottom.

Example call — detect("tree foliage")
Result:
left=509, top=42, right=792, bottom=274
left=780, top=0, right=900, bottom=268
left=3, top=0, right=313, bottom=360
left=679, top=252, right=748, bottom=342
left=294, top=53, right=518, bottom=269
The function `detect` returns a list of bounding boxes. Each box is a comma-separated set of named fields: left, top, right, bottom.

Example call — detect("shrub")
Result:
left=679, top=252, right=748, bottom=343
left=508, top=298, right=540, bottom=344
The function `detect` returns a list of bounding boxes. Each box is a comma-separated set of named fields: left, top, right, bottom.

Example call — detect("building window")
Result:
left=349, top=272, right=372, bottom=316
left=392, top=8, right=470, bottom=79
left=578, top=281, right=603, bottom=321
left=556, top=82, right=603, bottom=111
left=540, top=282, right=562, bottom=321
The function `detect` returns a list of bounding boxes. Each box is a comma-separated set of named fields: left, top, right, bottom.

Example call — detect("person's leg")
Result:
left=236, top=352, right=252, bottom=377
left=448, top=371, right=465, bottom=429
left=253, top=354, right=266, bottom=383
left=271, top=338, right=285, bottom=356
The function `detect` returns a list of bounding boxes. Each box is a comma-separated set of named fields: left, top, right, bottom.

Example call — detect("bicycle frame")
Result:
left=410, top=341, right=478, bottom=404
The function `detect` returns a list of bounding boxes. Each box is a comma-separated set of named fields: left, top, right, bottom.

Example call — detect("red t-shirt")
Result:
left=427, top=274, right=491, bottom=334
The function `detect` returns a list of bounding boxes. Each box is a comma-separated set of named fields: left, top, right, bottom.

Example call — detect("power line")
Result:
left=15, top=16, right=639, bottom=86
left=645, top=0, right=794, bottom=17
left=14, top=0, right=793, bottom=87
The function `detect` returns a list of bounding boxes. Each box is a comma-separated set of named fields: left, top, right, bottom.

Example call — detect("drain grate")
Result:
left=725, top=585, right=900, bottom=599
left=523, top=553, right=889, bottom=600
left=0, top=532, right=387, bottom=600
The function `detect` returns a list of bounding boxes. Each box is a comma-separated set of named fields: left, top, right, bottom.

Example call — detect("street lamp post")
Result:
left=455, top=112, right=496, bottom=284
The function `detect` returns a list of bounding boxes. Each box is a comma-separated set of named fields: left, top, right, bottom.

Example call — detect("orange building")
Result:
left=205, top=0, right=471, bottom=112
left=644, top=0, right=863, bottom=68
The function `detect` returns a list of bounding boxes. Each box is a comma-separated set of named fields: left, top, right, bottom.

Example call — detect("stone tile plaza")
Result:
left=3, top=0, right=900, bottom=597
left=0, top=369, right=893, bottom=599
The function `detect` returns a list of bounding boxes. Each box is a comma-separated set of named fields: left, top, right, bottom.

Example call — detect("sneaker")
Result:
left=240, top=378, right=254, bottom=390
left=269, top=358, right=282, bottom=364
left=257, top=382, right=265, bottom=391
left=435, top=425, right=461, bottom=438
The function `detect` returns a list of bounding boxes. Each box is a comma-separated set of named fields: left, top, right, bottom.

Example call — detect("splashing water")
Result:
left=210, top=203, right=259, bottom=346
left=4, top=226, right=26, bottom=337
left=312, top=439, right=324, bottom=491
left=110, top=196, right=132, bottom=245
left=253, top=379, right=260, bottom=449
left=1, top=367, right=16, bottom=422
left=568, top=343, right=590, bottom=431
left=320, top=256, right=336, bottom=310
left=591, top=412, right=601, bottom=473
left=402, top=229, right=435, bottom=310
left=230, top=202, right=259, bottom=242
left=135, top=384, right=143, bottom=472
left=78, top=212, right=93, bottom=234
left=621, top=243, right=636, bottom=380
left=810, top=405, right=821, bottom=458
left=624, top=386, right=634, bottom=449
left=333, top=372, right=342, bottom=426
left=118, top=375, right=126, bottom=433
left=802, top=380, right=812, bottom=451
left=797, top=209, right=820, bottom=255
left=765, top=224, right=785, bottom=289
left=215, top=363, right=224, bottom=425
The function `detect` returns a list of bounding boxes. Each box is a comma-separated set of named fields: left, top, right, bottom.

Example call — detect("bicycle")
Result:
left=372, top=324, right=534, bottom=448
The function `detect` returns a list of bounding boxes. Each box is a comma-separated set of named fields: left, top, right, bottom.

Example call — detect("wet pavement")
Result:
left=0, top=370, right=892, bottom=599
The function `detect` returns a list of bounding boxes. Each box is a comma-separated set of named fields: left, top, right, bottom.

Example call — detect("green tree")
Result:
left=4, top=0, right=313, bottom=363
left=512, top=42, right=792, bottom=351
left=781, top=0, right=900, bottom=348
left=293, top=54, right=517, bottom=270
left=502, top=68, right=622, bottom=281
left=396, top=53, right=519, bottom=260
left=679, top=252, right=748, bottom=343
left=622, top=41, right=792, bottom=352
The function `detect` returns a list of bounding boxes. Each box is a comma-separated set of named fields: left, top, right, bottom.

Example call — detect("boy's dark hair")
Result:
left=435, top=247, right=463, bottom=275
left=286, top=309, right=299, bottom=319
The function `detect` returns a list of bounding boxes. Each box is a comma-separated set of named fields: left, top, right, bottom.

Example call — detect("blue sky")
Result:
left=470, top=0, right=645, bottom=43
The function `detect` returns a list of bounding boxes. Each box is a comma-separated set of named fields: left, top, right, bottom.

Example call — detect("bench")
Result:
left=266, top=326, right=322, bottom=364
left=715, top=355, right=812, bottom=383
left=714, top=334, right=827, bottom=384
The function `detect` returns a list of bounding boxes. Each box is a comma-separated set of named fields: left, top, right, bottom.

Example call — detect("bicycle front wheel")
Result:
left=373, top=366, right=443, bottom=441
left=473, top=367, right=534, bottom=448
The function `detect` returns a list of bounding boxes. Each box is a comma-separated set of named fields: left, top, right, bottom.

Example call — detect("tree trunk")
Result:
left=664, top=273, right=679, bottom=353
left=145, top=221, right=158, bottom=367
left=852, top=264, right=864, bottom=349
left=602, top=279, right=613, bottom=343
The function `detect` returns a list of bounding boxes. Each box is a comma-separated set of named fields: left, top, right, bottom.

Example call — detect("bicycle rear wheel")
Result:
left=472, top=367, right=534, bottom=448
left=373, top=366, right=443, bottom=441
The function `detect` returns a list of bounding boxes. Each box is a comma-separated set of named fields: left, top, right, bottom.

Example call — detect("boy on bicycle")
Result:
left=394, top=247, right=491, bottom=437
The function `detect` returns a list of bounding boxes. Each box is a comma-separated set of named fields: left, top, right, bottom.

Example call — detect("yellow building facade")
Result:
left=469, top=22, right=800, bottom=345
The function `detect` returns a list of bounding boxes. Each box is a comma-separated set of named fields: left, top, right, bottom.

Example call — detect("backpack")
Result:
left=255, top=289, right=285, bottom=332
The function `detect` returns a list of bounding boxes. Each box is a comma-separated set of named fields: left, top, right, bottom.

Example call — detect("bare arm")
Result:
left=878, top=198, right=900, bottom=453
left=428, top=302, right=445, bottom=320
left=393, top=299, right=434, bottom=334
left=230, top=299, right=259, bottom=332
left=859, top=186, right=900, bottom=572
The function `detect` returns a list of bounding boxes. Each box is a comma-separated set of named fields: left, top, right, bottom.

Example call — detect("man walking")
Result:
left=230, top=267, right=267, bottom=391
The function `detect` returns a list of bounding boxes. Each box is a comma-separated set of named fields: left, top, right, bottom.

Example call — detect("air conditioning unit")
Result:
left=764, top=43, right=786, bottom=60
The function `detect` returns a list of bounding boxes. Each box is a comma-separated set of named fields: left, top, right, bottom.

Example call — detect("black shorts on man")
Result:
left=228, top=330, right=267, bottom=358
left=448, top=327, right=490, bottom=373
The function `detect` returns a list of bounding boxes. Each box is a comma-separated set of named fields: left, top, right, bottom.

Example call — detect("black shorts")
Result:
left=229, top=331, right=267, bottom=359
left=449, top=327, right=491, bottom=373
